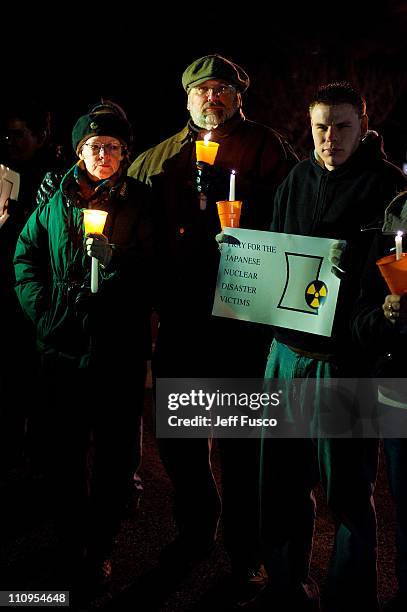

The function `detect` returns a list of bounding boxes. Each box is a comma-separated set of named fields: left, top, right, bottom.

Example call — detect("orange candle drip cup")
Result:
left=217, top=200, right=242, bottom=229
left=377, top=253, right=407, bottom=295
left=195, top=140, right=219, bottom=165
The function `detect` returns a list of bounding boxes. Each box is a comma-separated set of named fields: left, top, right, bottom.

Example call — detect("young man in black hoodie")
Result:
left=261, top=82, right=406, bottom=612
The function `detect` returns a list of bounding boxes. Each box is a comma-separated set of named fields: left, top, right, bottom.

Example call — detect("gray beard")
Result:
left=202, top=113, right=219, bottom=130
left=190, top=105, right=237, bottom=130
left=191, top=111, right=222, bottom=130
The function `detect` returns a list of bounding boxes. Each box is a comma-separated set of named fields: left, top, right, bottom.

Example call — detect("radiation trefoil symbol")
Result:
left=278, top=253, right=328, bottom=315
left=305, top=280, right=328, bottom=309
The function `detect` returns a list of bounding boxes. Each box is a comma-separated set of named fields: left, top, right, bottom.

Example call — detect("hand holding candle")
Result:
left=83, top=209, right=108, bottom=293
left=195, top=133, right=219, bottom=210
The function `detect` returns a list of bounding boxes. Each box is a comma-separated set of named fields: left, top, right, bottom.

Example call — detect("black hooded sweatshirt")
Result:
left=270, top=131, right=406, bottom=368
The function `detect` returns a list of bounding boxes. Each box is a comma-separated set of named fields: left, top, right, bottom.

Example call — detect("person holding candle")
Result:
left=13, top=101, right=154, bottom=602
left=352, top=189, right=407, bottom=612
left=261, top=82, right=406, bottom=612
left=128, top=53, right=298, bottom=606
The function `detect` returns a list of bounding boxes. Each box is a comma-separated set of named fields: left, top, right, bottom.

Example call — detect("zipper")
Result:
left=311, top=173, right=328, bottom=232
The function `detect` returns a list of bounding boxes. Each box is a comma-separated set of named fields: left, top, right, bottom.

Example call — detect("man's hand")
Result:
left=215, top=231, right=241, bottom=252
left=383, top=294, right=401, bottom=324
left=328, top=240, right=348, bottom=277
left=195, top=161, right=229, bottom=198
left=86, top=233, right=113, bottom=268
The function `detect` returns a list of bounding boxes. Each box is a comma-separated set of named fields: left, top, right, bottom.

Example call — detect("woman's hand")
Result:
left=86, top=233, right=113, bottom=268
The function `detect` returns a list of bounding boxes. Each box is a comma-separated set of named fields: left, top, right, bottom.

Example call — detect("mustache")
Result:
left=203, top=101, right=225, bottom=110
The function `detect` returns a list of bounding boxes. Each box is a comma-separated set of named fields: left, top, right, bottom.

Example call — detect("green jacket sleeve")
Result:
left=14, top=204, right=50, bottom=325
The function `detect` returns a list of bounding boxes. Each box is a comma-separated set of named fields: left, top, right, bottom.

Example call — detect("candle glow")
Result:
left=195, top=133, right=219, bottom=165
left=83, top=209, right=108, bottom=235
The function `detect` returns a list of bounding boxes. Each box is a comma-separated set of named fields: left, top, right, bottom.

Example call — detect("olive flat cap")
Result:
left=182, top=54, right=250, bottom=92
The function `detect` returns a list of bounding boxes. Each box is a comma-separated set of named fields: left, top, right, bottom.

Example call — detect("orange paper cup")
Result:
left=195, top=140, right=219, bottom=165
left=377, top=253, right=407, bottom=294
left=217, top=200, right=242, bottom=229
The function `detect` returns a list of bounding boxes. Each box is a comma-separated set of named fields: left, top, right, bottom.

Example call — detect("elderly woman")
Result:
left=14, top=101, right=154, bottom=599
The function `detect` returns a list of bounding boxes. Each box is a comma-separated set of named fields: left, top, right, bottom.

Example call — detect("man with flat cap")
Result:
left=129, top=53, right=298, bottom=606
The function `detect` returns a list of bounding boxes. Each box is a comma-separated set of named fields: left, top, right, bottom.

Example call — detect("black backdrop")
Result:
left=5, top=2, right=407, bottom=166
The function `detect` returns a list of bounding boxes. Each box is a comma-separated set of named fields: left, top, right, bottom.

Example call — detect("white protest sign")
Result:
left=0, top=164, right=20, bottom=227
left=212, top=228, right=341, bottom=337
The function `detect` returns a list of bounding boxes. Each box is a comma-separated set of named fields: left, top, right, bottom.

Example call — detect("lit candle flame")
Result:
left=204, top=133, right=211, bottom=145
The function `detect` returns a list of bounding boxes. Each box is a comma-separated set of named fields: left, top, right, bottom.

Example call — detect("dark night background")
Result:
left=7, top=2, right=407, bottom=168
left=1, top=3, right=407, bottom=609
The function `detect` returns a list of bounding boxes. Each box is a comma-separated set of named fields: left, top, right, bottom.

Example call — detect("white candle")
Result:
left=229, top=170, right=236, bottom=201
left=396, top=230, right=403, bottom=261
left=91, top=257, right=99, bottom=293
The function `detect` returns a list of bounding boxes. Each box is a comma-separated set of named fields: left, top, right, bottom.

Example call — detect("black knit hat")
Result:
left=72, top=100, right=133, bottom=154
left=182, top=54, right=250, bottom=93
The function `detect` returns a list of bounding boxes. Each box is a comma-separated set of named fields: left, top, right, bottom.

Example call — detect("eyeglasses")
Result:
left=82, top=143, right=124, bottom=156
left=191, top=85, right=236, bottom=98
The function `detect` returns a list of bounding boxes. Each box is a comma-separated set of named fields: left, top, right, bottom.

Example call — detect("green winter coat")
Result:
left=14, top=166, right=154, bottom=367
